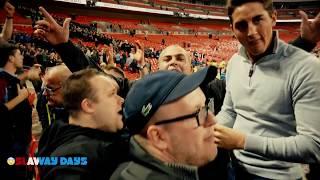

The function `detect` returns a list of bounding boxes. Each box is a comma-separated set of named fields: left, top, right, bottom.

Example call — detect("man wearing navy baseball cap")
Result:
left=110, top=66, right=218, bottom=180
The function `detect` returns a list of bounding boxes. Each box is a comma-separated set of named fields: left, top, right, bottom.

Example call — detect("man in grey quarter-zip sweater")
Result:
left=214, top=0, right=320, bottom=180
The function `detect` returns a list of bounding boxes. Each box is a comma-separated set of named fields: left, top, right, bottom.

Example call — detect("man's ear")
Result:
left=146, top=125, right=168, bottom=150
left=271, top=10, right=277, bottom=26
left=80, top=98, right=95, bottom=114
left=8, top=55, right=14, bottom=62
left=230, top=24, right=238, bottom=40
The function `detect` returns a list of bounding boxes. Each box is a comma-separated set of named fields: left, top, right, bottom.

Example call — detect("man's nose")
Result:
left=205, top=111, right=217, bottom=127
left=118, top=95, right=124, bottom=105
left=247, top=22, right=258, bottom=37
left=168, top=57, right=178, bottom=65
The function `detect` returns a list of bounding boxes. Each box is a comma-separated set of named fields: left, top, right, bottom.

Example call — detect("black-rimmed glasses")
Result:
left=44, top=86, right=61, bottom=95
left=154, top=106, right=209, bottom=127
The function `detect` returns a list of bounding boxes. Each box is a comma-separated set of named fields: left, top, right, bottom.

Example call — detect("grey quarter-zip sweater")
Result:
left=217, top=33, right=320, bottom=179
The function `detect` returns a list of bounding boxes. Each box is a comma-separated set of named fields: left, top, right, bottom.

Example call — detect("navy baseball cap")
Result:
left=124, top=66, right=217, bottom=134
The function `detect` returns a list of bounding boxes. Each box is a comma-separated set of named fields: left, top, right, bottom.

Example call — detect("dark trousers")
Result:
left=198, top=148, right=230, bottom=180
left=231, top=155, right=302, bottom=180
left=232, top=163, right=273, bottom=180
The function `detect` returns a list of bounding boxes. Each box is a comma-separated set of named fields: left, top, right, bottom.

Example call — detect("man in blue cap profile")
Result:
left=111, top=66, right=218, bottom=180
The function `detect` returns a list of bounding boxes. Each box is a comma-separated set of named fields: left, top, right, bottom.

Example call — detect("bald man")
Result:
left=43, top=65, right=71, bottom=106
left=158, top=45, right=193, bottom=74
left=37, top=64, right=71, bottom=130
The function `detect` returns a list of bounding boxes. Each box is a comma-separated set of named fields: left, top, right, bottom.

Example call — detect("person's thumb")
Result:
left=16, top=84, right=21, bottom=91
left=299, top=10, right=309, bottom=26
left=63, top=18, right=71, bottom=31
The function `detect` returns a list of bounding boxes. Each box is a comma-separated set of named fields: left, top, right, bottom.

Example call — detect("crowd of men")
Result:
left=1, top=0, right=320, bottom=180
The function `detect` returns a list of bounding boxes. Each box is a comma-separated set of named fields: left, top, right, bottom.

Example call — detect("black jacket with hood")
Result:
left=38, top=120, right=129, bottom=180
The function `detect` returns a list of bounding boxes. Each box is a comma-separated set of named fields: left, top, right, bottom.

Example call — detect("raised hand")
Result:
left=4, top=1, right=14, bottom=17
left=34, top=6, right=71, bottom=45
left=106, top=44, right=114, bottom=55
left=299, top=10, right=320, bottom=44
left=0, top=1, right=14, bottom=42
left=133, top=40, right=145, bottom=65
left=27, top=64, right=42, bottom=80
left=106, top=44, right=115, bottom=65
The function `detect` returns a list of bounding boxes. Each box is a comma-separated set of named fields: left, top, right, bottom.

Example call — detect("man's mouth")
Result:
left=168, top=67, right=181, bottom=72
left=118, top=109, right=123, bottom=115
left=248, top=39, right=261, bottom=46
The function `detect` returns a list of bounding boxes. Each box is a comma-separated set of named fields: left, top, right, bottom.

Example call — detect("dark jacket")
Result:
left=54, top=41, right=130, bottom=98
left=111, top=137, right=200, bottom=180
left=53, top=41, right=96, bottom=73
left=38, top=120, right=129, bottom=180
left=205, top=78, right=226, bottom=115
left=0, top=70, right=32, bottom=155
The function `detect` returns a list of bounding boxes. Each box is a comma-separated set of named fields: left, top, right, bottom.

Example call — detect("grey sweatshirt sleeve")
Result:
left=244, top=57, right=320, bottom=163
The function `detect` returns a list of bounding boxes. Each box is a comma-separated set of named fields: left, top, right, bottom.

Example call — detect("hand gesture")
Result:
left=106, top=44, right=114, bottom=55
left=133, top=40, right=145, bottom=65
left=17, top=84, right=29, bottom=100
left=27, top=64, right=41, bottom=80
left=34, top=6, right=71, bottom=45
left=213, top=124, right=246, bottom=150
left=299, top=10, right=320, bottom=44
left=4, top=1, right=14, bottom=17
left=4, top=84, right=29, bottom=110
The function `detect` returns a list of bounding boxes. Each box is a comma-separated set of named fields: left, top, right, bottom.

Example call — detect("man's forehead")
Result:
left=46, top=76, right=61, bottom=86
left=46, top=70, right=60, bottom=82
left=232, top=2, right=266, bottom=22
left=160, top=46, right=187, bottom=57
left=94, top=75, right=119, bottom=90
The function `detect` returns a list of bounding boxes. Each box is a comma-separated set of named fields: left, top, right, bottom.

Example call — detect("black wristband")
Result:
left=6, top=16, right=13, bottom=19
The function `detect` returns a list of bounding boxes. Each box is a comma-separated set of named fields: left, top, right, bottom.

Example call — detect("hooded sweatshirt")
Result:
left=38, top=120, right=129, bottom=180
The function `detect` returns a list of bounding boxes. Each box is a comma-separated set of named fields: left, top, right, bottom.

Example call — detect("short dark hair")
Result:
left=0, top=43, right=19, bottom=67
left=227, top=0, right=274, bottom=23
left=62, top=68, right=111, bottom=116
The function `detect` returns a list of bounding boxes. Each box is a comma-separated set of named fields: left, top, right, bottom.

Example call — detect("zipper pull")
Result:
left=249, top=64, right=254, bottom=77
